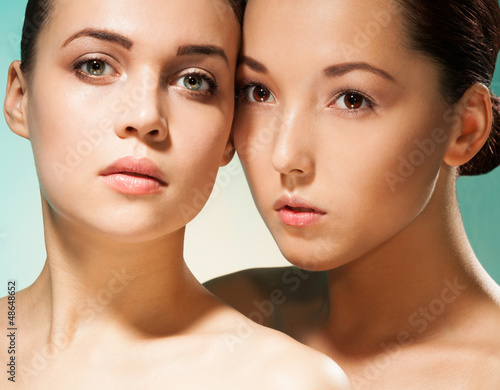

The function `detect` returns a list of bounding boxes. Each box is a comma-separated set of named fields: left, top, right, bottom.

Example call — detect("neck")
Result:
left=27, top=198, right=213, bottom=346
left=325, top=170, right=499, bottom=353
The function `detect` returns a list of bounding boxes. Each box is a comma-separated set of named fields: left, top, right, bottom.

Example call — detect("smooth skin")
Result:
left=0, top=0, right=350, bottom=388
left=206, top=0, right=500, bottom=388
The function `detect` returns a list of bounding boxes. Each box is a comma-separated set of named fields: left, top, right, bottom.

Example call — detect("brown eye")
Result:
left=344, top=93, right=364, bottom=109
left=332, top=91, right=371, bottom=111
left=253, top=86, right=271, bottom=102
left=244, top=85, right=275, bottom=103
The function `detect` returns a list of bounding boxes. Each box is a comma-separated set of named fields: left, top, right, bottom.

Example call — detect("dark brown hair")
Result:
left=396, top=0, right=500, bottom=175
left=20, top=0, right=53, bottom=76
left=20, top=0, right=245, bottom=77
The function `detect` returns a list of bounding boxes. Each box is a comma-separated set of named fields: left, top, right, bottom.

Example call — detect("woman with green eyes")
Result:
left=0, top=0, right=351, bottom=388
left=207, top=0, right=500, bottom=387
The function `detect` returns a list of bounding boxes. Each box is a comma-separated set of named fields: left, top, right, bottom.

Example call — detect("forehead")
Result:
left=44, top=0, right=239, bottom=54
left=243, top=0, right=409, bottom=69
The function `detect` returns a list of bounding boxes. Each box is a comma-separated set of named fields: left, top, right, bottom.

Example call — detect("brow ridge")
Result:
left=62, top=28, right=134, bottom=50
left=323, top=62, right=395, bottom=81
left=177, top=45, right=229, bottom=65
left=238, top=56, right=268, bottom=74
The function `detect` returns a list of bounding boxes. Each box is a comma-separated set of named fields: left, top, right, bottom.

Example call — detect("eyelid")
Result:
left=328, top=89, right=376, bottom=115
left=72, top=54, right=120, bottom=82
left=237, top=80, right=276, bottom=105
left=170, top=69, right=219, bottom=96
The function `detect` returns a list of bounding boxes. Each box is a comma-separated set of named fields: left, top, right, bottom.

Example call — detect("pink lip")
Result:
left=273, top=196, right=326, bottom=227
left=100, top=156, right=167, bottom=195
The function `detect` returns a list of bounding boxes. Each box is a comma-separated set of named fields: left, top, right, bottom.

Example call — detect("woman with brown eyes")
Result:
left=0, top=0, right=352, bottom=388
left=207, top=0, right=500, bottom=387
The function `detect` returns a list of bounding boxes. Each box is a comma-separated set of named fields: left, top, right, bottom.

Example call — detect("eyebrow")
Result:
left=323, top=62, right=395, bottom=82
left=62, top=28, right=134, bottom=50
left=238, top=57, right=394, bottom=83
left=238, top=56, right=268, bottom=74
left=177, top=45, right=229, bottom=65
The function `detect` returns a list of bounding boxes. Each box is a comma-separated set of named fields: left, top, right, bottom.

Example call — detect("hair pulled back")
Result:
left=396, top=0, right=500, bottom=175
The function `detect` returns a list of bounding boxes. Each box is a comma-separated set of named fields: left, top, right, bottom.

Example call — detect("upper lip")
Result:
left=100, top=156, right=167, bottom=185
left=273, top=195, right=326, bottom=214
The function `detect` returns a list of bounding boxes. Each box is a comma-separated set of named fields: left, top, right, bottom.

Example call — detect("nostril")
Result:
left=121, top=127, right=162, bottom=138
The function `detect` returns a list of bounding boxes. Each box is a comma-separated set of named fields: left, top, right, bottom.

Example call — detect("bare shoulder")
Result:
left=268, top=340, right=352, bottom=389
left=205, top=267, right=328, bottom=326
left=0, top=294, right=9, bottom=333
left=245, top=326, right=351, bottom=389
left=475, top=299, right=500, bottom=384
left=197, top=307, right=350, bottom=389
left=205, top=266, right=298, bottom=299
left=204, top=267, right=271, bottom=309
left=1, top=287, right=16, bottom=332
left=479, top=350, right=500, bottom=387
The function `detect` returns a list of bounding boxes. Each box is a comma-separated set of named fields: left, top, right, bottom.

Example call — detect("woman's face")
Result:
left=234, top=0, right=456, bottom=270
left=23, top=0, right=239, bottom=241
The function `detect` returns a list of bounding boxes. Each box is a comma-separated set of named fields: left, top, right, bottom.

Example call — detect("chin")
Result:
left=275, top=234, right=355, bottom=272
left=276, top=243, right=327, bottom=272
left=81, top=213, right=184, bottom=243
left=101, top=226, right=181, bottom=244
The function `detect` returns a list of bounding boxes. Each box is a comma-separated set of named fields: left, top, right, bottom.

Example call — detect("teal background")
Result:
left=1, top=1, right=46, bottom=289
left=0, top=1, right=499, bottom=289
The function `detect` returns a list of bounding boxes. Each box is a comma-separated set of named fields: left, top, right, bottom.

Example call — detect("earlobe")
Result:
left=443, top=83, right=492, bottom=168
left=219, top=134, right=236, bottom=167
left=3, top=61, right=30, bottom=140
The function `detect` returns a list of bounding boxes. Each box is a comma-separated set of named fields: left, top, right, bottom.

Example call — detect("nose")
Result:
left=271, top=109, right=315, bottom=177
left=114, top=76, right=168, bottom=143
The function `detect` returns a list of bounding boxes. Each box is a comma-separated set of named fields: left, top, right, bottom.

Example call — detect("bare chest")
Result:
left=336, top=344, right=500, bottom=390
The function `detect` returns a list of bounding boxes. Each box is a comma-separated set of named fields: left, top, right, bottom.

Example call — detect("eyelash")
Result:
left=237, top=82, right=376, bottom=115
left=236, top=81, right=274, bottom=104
left=330, top=89, right=376, bottom=116
left=72, top=57, right=116, bottom=81
left=175, top=71, right=219, bottom=97
left=72, top=58, right=218, bottom=97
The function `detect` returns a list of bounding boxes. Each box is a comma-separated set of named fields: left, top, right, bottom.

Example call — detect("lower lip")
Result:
left=277, top=208, right=325, bottom=227
left=100, top=174, right=164, bottom=195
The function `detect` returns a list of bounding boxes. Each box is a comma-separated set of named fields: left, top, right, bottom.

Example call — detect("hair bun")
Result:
left=459, top=93, right=500, bottom=176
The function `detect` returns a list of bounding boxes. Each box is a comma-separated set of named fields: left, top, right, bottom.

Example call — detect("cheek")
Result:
left=374, top=114, right=449, bottom=203
left=27, top=88, right=103, bottom=197
left=233, top=109, right=276, bottom=197
left=168, top=105, right=232, bottom=216
left=320, top=115, right=449, bottom=242
left=234, top=109, right=265, bottom=162
left=233, top=107, right=278, bottom=166
left=173, top=102, right=231, bottom=171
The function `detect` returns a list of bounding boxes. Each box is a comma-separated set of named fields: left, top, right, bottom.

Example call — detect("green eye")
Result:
left=183, top=75, right=204, bottom=91
left=86, top=60, right=107, bottom=76
left=174, top=72, right=215, bottom=94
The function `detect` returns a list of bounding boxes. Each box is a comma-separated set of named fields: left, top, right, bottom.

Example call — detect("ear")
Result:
left=4, top=61, right=30, bottom=140
left=443, top=83, right=492, bottom=168
left=219, top=132, right=235, bottom=167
